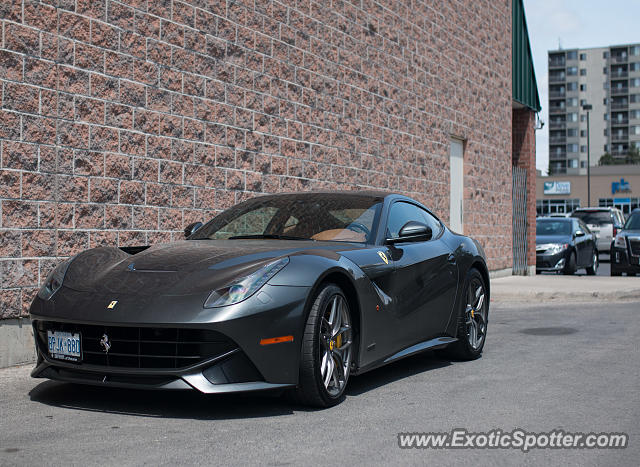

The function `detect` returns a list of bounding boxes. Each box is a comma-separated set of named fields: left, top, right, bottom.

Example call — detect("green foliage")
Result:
left=598, top=147, right=640, bottom=166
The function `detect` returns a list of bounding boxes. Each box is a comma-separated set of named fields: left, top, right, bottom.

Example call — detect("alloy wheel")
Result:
left=465, top=278, right=487, bottom=350
left=319, top=294, right=353, bottom=397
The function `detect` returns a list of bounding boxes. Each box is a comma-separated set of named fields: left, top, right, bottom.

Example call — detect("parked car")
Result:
left=611, top=208, right=640, bottom=276
left=547, top=213, right=570, bottom=218
left=30, top=191, right=490, bottom=407
left=536, top=217, right=598, bottom=275
left=570, top=207, right=625, bottom=254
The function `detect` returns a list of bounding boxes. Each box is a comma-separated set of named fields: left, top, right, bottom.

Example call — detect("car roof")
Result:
left=537, top=217, right=572, bottom=222
left=572, top=207, right=617, bottom=212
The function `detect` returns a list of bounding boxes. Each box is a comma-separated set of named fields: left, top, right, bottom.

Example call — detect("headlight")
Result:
left=539, top=243, right=568, bottom=255
left=37, top=259, right=72, bottom=300
left=614, top=235, right=626, bottom=248
left=204, top=257, right=289, bottom=308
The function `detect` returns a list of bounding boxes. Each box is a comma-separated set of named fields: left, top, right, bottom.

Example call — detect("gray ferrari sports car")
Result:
left=30, top=191, right=490, bottom=407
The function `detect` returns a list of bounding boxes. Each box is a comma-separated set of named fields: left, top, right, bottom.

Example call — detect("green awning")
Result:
left=512, top=0, right=541, bottom=112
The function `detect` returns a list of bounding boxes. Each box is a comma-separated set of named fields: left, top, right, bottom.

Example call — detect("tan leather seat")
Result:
left=311, top=229, right=366, bottom=242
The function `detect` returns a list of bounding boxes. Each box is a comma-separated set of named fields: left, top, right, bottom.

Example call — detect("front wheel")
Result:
left=442, top=268, right=488, bottom=360
left=563, top=251, right=577, bottom=275
left=292, top=284, right=354, bottom=407
left=586, top=250, right=598, bottom=275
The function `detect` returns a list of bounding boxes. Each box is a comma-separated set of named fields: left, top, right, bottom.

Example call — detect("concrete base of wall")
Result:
left=489, top=267, right=513, bottom=279
left=0, top=319, right=36, bottom=368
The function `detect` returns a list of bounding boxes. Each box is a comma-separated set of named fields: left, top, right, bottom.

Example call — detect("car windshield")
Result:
left=536, top=220, right=572, bottom=236
left=624, top=212, right=640, bottom=230
left=571, top=210, right=612, bottom=226
left=190, top=194, right=383, bottom=243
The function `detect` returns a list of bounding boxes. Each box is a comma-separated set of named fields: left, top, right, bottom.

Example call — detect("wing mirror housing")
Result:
left=574, top=229, right=585, bottom=237
left=184, top=221, right=203, bottom=238
left=386, top=221, right=432, bottom=244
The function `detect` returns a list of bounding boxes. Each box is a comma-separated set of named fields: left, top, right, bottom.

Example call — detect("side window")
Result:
left=386, top=202, right=442, bottom=239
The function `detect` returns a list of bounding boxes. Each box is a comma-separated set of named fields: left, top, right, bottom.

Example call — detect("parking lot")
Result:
left=1, top=300, right=638, bottom=466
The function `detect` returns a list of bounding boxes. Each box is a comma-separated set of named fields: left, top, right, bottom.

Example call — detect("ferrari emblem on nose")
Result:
left=378, top=251, right=389, bottom=264
left=107, top=300, right=118, bottom=309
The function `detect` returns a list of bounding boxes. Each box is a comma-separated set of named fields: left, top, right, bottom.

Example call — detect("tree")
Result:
left=598, top=147, right=640, bottom=166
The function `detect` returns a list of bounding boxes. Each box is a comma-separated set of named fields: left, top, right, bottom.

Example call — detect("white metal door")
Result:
left=449, top=139, right=464, bottom=233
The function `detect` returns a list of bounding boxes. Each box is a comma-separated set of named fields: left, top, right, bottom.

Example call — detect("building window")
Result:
left=580, top=145, right=587, bottom=153
left=580, top=99, right=587, bottom=106
left=603, top=98, right=608, bottom=105
left=631, top=94, right=640, bottom=103
left=567, top=97, right=578, bottom=107
left=567, top=143, right=578, bottom=153
left=631, top=46, right=640, bottom=56
left=604, top=129, right=608, bottom=136
left=580, top=53, right=587, bottom=61
left=581, top=161, right=586, bottom=168
left=631, top=78, right=640, bottom=87
left=604, top=144, right=609, bottom=152
left=603, top=67, right=608, bottom=74
left=631, top=62, right=640, bottom=71
left=631, top=109, right=640, bottom=119
left=580, top=68, right=587, bottom=76
left=631, top=126, right=640, bottom=135
left=580, top=130, right=587, bottom=137
left=580, top=84, right=587, bottom=91
left=604, top=113, right=609, bottom=121
left=567, top=51, right=578, bottom=60
left=603, top=51, right=610, bottom=58
left=567, top=66, right=578, bottom=76
left=537, top=199, right=580, bottom=216
left=567, top=112, right=578, bottom=122
left=580, top=114, right=586, bottom=122
left=568, top=159, right=579, bottom=168
left=567, top=82, right=578, bottom=91
left=567, top=128, right=578, bottom=137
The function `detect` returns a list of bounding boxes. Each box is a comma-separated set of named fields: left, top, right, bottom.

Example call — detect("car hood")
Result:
left=63, top=240, right=360, bottom=296
left=536, top=235, right=571, bottom=245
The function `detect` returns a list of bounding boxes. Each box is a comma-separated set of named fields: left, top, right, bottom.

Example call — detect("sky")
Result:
left=522, top=0, right=640, bottom=174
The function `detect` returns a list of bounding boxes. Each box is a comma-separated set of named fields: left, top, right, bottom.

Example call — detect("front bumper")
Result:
left=536, top=251, right=566, bottom=272
left=611, top=242, right=640, bottom=275
left=30, top=283, right=310, bottom=393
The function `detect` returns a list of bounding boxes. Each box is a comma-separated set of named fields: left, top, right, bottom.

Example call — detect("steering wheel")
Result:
left=346, top=222, right=371, bottom=239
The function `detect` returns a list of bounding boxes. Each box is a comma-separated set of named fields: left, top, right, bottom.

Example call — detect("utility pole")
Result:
left=583, top=103, right=592, bottom=206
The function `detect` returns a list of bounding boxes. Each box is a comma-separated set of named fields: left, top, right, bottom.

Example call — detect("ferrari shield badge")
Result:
left=107, top=300, right=118, bottom=309
left=377, top=251, right=389, bottom=264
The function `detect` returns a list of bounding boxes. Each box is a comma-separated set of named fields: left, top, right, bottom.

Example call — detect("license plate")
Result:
left=47, top=330, right=81, bottom=362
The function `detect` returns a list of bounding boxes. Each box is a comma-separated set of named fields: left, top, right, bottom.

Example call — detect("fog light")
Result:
left=554, top=258, right=565, bottom=269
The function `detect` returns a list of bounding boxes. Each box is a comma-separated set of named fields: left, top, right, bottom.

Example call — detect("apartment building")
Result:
left=548, top=44, right=640, bottom=175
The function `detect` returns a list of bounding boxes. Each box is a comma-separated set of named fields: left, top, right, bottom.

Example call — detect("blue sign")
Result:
left=612, top=178, right=631, bottom=195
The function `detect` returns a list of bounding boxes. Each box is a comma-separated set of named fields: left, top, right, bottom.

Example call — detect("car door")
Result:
left=384, top=201, right=458, bottom=349
left=575, top=219, right=591, bottom=266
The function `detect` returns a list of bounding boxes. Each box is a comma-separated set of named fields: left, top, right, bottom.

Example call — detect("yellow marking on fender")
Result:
left=377, top=251, right=389, bottom=264
left=107, top=300, right=118, bottom=309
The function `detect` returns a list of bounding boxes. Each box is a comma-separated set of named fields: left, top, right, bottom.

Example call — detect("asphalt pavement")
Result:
left=1, top=301, right=638, bottom=466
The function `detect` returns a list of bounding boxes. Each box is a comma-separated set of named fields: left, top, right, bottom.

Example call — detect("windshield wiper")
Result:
left=228, top=234, right=312, bottom=241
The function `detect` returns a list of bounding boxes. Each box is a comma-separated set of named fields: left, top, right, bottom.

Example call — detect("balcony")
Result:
left=549, top=74, right=566, bottom=83
left=611, top=101, right=629, bottom=110
left=611, top=133, right=629, bottom=142
left=611, top=149, right=629, bottom=156
left=611, top=118, right=629, bottom=126
left=549, top=136, right=567, bottom=144
left=612, top=70, right=629, bottom=78
left=611, top=55, right=628, bottom=64
left=549, top=106, right=566, bottom=114
left=550, top=151, right=567, bottom=160
left=611, top=87, right=629, bottom=95
left=549, top=121, right=567, bottom=129
left=549, top=91, right=566, bottom=99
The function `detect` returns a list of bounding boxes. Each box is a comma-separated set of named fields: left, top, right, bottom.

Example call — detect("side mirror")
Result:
left=574, top=230, right=585, bottom=237
left=184, top=221, right=203, bottom=238
left=387, top=221, right=432, bottom=244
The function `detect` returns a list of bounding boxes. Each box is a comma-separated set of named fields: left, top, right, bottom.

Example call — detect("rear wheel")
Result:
left=442, top=268, right=488, bottom=360
left=586, top=250, right=598, bottom=275
left=563, top=251, right=577, bottom=275
left=292, top=284, right=353, bottom=407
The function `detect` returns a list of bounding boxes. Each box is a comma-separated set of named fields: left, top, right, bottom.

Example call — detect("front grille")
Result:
left=35, top=321, right=236, bottom=370
left=629, top=239, right=640, bottom=256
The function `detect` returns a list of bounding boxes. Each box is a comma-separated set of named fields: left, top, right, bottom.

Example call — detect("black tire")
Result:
left=563, top=251, right=577, bottom=275
left=441, top=268, right=488, bottom=361
left=291, top=283, right=353, bottom=408
left=611, top=269, right=622, bottom=276
left=586, top=249, right=598, bottom=275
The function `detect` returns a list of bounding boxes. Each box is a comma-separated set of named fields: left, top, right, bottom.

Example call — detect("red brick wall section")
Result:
left=0, top=0, right=513, bottom=319
left=512, top=108, right=536, bottom=268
